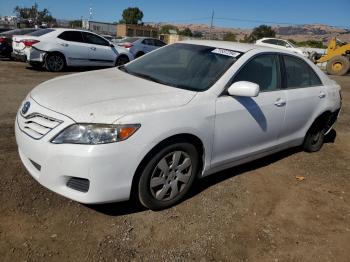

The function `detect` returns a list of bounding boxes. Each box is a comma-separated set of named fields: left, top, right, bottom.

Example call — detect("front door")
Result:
left=212, top=54, right=286, bottom=168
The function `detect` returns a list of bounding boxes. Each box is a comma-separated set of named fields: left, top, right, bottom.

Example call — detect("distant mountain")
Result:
left=147, top=22, right=350, bottom=43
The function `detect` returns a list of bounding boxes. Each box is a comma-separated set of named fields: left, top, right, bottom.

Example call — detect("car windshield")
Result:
left=28, top=28, right=55, bottom=36
left=121, top=43, right=241, bottom=91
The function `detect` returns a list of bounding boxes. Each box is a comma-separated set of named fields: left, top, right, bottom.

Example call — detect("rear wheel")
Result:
left=326, top=56, right=350, bottom=76
left=303, top=120, right=326, bottom=152
left=138, top=143, right=199, bottom=210
left=45, top=53, right=66, bottom=72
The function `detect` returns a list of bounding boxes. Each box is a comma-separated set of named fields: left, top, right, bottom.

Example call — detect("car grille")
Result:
left=19, top=113, right=63, bottom=139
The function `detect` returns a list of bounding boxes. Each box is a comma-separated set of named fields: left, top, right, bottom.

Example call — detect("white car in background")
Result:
left=16, top=41, right=341, bottom=210
left=256, top=37, right=308, bottom=57
left=12, top=28, right=132, bottom=71
left=118, top=37, right=166, bottom=58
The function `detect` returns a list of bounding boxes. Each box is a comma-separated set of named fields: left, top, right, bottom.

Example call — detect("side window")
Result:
left=142, top=39, right=154, bottom=46
left=58, top=31, right=84, bottom=43
left=283, top=55, right=322, bottom=88
left=155, top=40, right=166, bottom=47
left=82, top=32, right=109, bottom=46
left=233, top=54, right=280, bottom=92
left=263, top=39, right=280, bottom=45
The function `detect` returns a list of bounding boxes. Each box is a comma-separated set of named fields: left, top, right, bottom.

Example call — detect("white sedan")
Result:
left=256, top=37, right=308, bottom=57
left=12, top=28, right=132, bottom=71
left=15, top=41, right=341, bottom=210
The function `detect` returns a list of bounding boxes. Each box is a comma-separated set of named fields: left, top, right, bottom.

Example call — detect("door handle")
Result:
left=274, top=98, right=286, bottom=107
left=60, top=43, right=68, bottom=47
left=90, top=47, right=96, bottom=51
left=319, top=92, right=326, bottom=98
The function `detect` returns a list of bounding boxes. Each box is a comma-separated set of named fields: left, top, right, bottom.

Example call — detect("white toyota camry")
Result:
left=15, top=41, right=341, bottom=210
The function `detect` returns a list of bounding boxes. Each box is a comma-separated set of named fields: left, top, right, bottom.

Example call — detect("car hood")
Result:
left=30, top=68, right=197, bottom=123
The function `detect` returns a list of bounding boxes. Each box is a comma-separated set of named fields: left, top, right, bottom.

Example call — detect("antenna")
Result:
left=209, top=10, right=214, bottom=40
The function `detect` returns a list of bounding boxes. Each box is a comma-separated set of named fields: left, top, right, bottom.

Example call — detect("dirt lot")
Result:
left=0, top=60, right=349, bottom=262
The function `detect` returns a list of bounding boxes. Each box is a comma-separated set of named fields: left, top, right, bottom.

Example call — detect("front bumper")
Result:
left=15, top=99, right=144, bottom=204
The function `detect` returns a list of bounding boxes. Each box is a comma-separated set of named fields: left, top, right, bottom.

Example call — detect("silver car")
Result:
left=118, top=37, right=166, bottom=58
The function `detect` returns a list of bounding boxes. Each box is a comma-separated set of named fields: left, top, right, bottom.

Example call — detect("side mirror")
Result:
left=227, top=81, right=260, bottom=97
left=110, top=43, right=115, bottom=47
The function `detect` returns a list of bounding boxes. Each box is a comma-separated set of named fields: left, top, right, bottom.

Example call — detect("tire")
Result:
left=138, top=142, right=199, bottom=210
left=115, top=55, right=129, bottom=66
left=135, top=52, right=144, bottom=58
left=303, top=120, right=326, bottom=152
left=326, top=56, right=350, bottom=76
left=45, top=53, right=66, bottom=72
left=309, top=51, right=321, bottom=63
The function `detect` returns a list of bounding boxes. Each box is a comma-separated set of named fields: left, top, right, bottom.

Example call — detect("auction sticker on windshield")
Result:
left=211, top=48, right=241, bottom=57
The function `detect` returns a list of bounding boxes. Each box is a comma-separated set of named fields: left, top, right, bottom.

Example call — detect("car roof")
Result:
left=45, top=28, right=97, bottom=34
left=180, top=40, right=284, bottom=53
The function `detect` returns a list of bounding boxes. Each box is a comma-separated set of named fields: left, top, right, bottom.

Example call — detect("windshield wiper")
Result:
left=130, top=71, right=170, bottom=86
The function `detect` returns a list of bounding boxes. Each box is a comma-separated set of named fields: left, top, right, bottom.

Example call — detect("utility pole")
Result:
left=209, top=10, right=214, bottom=40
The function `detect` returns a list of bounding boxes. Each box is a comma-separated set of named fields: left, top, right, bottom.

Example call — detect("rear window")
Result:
left=121, top=37, right=139, bottom=43
left=28, top=28, right=55, bottom=37
left=283, top=55, right=322, bottom=88
left=1, top=28, right=38, bottom=36
left=0, top=29, right=22, bottom=36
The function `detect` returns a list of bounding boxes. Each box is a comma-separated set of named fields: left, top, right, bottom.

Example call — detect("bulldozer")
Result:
left=312, top=38, right=350, bottom=76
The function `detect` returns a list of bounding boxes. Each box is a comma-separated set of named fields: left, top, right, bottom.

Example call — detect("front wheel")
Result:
left=115, top=55, right=129, bottom=66
left=45, top=53, right=66, bottom=72
left=138, top=143, right=199, bottom=210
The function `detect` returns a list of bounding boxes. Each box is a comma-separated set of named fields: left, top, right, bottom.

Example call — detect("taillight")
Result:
left=123, top=43, right=133, bottom=48
left=0, top=37, right=6, bottom=43
left=21, top=39, right=40, bottom=47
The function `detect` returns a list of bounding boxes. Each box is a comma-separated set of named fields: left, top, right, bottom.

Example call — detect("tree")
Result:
left=246, top=25, right=276, bottom=43
left=13, top=3, right=56, bottom=25
left=160, top=24, right=178, bottom=34
left=193, top=31, right=203, bottom=38
left=223, top=32, right=236, bottom=42
left=295, top=40, right=326, bottom=48
left=119, top=7, right=143, bottom=25
left=179, top=27, right=193, bottom=37
left=69, top=20, right=82, bottom=28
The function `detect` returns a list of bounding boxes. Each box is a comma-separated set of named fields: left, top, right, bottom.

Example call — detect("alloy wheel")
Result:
left=149, top=151, right=192, bottom=201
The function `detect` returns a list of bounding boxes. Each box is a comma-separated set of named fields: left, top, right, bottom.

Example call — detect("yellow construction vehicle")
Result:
left=314, top=38, right=350, bottom=76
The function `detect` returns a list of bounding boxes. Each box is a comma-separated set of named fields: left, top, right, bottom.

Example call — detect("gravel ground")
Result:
left=0, top=60, right=349, bottom=262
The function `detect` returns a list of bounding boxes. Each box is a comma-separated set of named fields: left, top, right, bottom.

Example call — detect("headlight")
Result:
left=51, top=124, right=140, bottom=144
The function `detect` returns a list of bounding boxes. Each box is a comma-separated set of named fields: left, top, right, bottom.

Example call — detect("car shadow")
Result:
left=25, top=65, right=111, bottom=73
left=86, top=130, right=337, bottom=216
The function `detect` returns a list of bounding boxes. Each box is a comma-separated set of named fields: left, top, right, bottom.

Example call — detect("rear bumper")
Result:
left=11, top=52, right=27, bottom=62
left=325, top=108, right=341, bottom=135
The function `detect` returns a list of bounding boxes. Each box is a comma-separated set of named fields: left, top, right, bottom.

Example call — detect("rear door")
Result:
left=81, top=32, right=116, bottom=66
left=141, top=38, right=156, bottom=53
left=56, top=31, right=91, bottom=66
left=212, top=54, right=286, bottom=168
left=279, top=54, right=325, bottom=141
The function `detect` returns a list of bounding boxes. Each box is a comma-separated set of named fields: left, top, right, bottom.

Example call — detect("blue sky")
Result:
left=0, top=0, right=349, bottom=28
